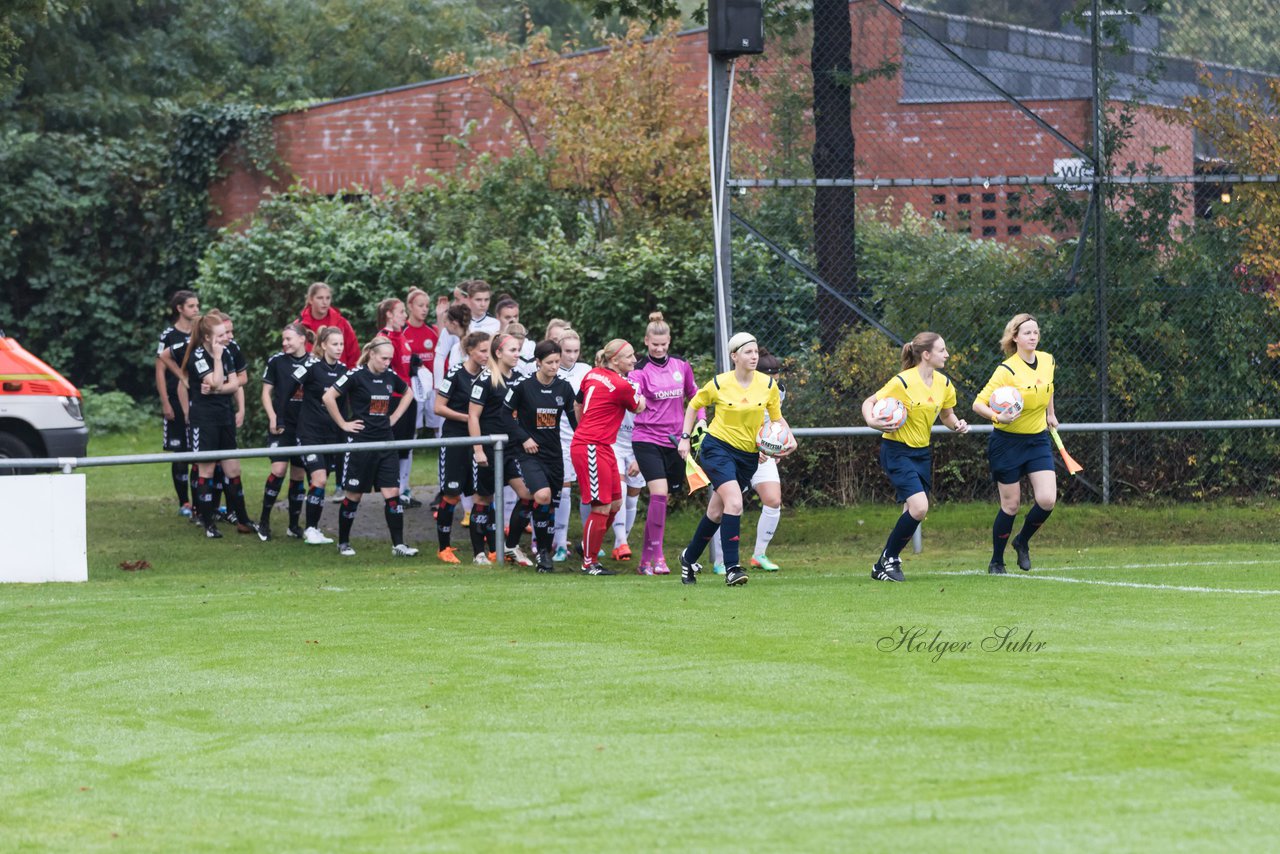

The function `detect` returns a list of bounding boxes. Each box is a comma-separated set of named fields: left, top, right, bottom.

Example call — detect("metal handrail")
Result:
left=3, top=434, right=511, bottom=555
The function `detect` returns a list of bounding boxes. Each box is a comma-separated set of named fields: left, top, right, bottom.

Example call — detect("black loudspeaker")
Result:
left=708, top=0, right=765, bottom=57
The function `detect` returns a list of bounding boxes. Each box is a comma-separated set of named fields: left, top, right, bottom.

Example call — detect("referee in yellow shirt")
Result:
left=973, top=313, right=1059, bottom=575
left=862, top=332, right=969, bottom=582
left=676, top=332, right=796, bottom=586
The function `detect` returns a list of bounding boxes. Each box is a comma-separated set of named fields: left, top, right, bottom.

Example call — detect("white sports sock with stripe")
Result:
left=755, top=504, right=781, bottom=556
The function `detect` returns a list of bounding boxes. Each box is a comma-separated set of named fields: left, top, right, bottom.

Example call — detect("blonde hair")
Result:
left=488, top=333, right=517, bottom=390
left=645, top=311, right=670, bottom=338
left=357, top=336, right=394, bottom=368
left=902, top=332, right=942, bottom=369
left=314, top=325, right=344, bottom=361
left=406, top=287, right=428, bottom=306
left=545, top=318, right=572, bottom=340
left=505, top=321, right=527, bottom=339
left=306, top=282, right=330, bottom=301
left=559, top=328, right=581, bottom=346
left=595, top=339, right=633, bottom=369
left=1000, top=313, right=1038, bottom=356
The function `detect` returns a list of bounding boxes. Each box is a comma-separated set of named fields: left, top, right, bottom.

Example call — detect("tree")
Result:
left=1179, top=72, right=1280, bottom=329
left=445, top=20, right=707, bottom=229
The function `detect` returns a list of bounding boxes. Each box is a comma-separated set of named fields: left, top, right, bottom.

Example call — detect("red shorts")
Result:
left=570, top=442, right=621, bottom=505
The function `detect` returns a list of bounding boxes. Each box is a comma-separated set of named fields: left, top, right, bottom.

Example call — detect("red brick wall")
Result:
left=210, top=2, right=1196, bottom=240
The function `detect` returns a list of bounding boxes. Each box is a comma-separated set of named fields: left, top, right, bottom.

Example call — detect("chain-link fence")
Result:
left=719, top=0, right=1280, bottom=502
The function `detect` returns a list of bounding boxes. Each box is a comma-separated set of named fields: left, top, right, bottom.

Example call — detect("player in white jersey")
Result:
left=552, top=328, right=591, bottom=562
left=609, top=409, right=646, bottom=561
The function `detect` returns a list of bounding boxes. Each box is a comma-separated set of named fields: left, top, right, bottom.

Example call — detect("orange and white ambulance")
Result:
left=0, top=331, right=89, bottom=468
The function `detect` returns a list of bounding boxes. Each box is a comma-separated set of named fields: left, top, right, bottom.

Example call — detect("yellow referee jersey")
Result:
left=875, top=368, right=957, bottom=449
left=691, top=370, right=782, bottom=454
left=976, top=350, right=1055, bottom=434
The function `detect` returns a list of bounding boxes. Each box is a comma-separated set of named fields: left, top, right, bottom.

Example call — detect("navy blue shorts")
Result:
left=988, top=429, right=1054, bottom=484
left=879, top=440, right=932, bottom=502
left=698, top=433, right=759, bottom=492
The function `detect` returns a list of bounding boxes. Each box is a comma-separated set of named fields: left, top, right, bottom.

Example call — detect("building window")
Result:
left=932, top=194, right=946, bottom=205
left=982, top=192, right=997, bottom=203
left=932, top=210, right=946, bottom=220
left=1007, top=225, right=1022, bottom=236
left=981, top=209, right=997, bottom=220
left=957, top=193, right=971, bottom=204
left=982, top=226, right=997, bottom=237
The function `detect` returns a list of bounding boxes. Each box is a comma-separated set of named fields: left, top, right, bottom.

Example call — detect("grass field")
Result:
left=3, top=430, right=1278, bottom=850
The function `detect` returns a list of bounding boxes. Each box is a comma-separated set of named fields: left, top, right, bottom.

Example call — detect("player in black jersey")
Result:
left=323, top=336, right=416, bottom=557
left=180, top=314, right=260, bottom=540
left=257, top=322, right=312, bottom=540
left=178, top=309, right=251, bottom=528
left=432, top=331, right=490, bottom=564
left=503, top=339, right=578, bottom=573
left=295, top=325, right=348, bottom=544
left=155, top=290, right=199, bottom=516
left=468, top=333, right=527, bottom=566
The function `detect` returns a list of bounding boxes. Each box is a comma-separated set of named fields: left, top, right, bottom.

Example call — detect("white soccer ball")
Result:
left=871, top=397, right=907, bottom=431
left=756, top=420, right=790, bottom=457
left=989, top=386, right=1024, bottom=418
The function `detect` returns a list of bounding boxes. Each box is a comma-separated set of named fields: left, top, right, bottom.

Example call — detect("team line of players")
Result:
left=154, top=282, right=797, bottom=580
left=157, top=280, right=1058, bottom=585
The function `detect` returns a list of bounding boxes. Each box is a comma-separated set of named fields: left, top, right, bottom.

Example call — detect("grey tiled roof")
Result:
left=901, top=6, right=1273, bottom=107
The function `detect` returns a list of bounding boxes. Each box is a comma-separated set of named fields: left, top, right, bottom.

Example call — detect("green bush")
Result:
left=0, top=130, right=171, bottom=397
left=80, top=389, right=147, bottom=435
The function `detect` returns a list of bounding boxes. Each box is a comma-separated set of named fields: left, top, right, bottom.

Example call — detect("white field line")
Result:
left=932, top=559, right=1276, bottom=575
left=923, top=559, right=1280, bottom=595
left=1007, top=574, right=1280, bottom=595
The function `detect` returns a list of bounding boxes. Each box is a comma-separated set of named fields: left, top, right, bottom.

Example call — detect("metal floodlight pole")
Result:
left=1090, top=0, right=1112, bottom=504
left=709, top=54, right=735, bottom=373
left=493, top=439, right=505, bottom=557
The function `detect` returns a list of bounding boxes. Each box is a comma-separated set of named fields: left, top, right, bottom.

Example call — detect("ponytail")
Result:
left=314, top=325, right=343, bottom=360
left=487, top=333, right=516, bottom=390
left=357, top=336, right=393, bottom=368
left=645, top=311, right=670, bottom=338
left=901, top=332, right=941, bottom=370
left=283, top=321, right=313, bottom=346
left=181, top=314, right=222, bottom=371
left=596, top=339, right=633, bottom=368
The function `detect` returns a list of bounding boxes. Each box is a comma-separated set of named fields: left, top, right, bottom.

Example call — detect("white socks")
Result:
left=399, top=455, right=412, bottom=495
left=613, top=493, right=639, bottom=547
left=554, top=486, right=572, bottom=549
left=755, top=504, right=781, bottom=557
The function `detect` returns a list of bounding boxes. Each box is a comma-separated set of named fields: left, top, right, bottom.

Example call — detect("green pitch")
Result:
left=2, top=432, right=1277, bottom=850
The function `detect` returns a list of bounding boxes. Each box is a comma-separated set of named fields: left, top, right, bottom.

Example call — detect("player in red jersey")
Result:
left=569, top=339, right=646, bottom=575
left=374, top=297, right=419, bottom=506
left=298, top=282, right=360, bottom=368
left=403, top=287, right=442, bottom=441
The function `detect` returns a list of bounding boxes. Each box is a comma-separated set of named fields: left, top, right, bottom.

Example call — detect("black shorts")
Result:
left=342, top=440, right=399, bottom=493
left=267, top=428, right=303, bottom=465
left=475, top=451, right=522, bottom=497
left=438, top=443, right=477, bottom=497
left=296, top=432, right=342, bottom=477
left=189, top=422, right=237, bottom=455
left=988, top=430, right=1054, bottom=485
left=392, top=397, right=416, bottom=456
left=163, top=400, right=190, bottom=452
left=518, top=454, right=564, bottom=495
left=633, top=440, right=684, bottom=490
